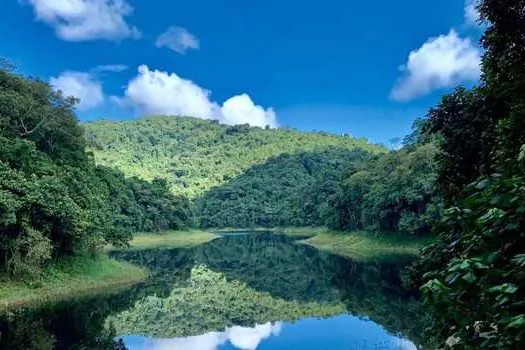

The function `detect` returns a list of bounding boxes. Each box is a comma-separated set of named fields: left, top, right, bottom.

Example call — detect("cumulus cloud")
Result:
left=221, top=94, right=277, bottom=128
left=50, top=71, right=104, bottom=110
left=124, top=65, right=216, bottom=119
left=464, top=0, right=480, bottom=26
left=390, top=30, right=481, bottom=101
left=156, top=26, right=200, bottom=54
left=122, top=65, right=278, bottom=128
left=123, top=322, right=282, bottom=350
left=24, top=0, right=140, bottom=41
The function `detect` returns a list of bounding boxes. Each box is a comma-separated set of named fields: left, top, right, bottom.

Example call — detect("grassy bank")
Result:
left=108, top=226, right=433, bottom=261
left=109, top=230, right=218, bottom=251
left=0, top=255, right=148, bottom=311
left=276, top=227, right=434, bottom=261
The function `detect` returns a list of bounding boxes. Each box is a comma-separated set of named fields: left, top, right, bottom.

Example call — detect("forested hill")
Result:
left=85, top=116, right=441, bottom=232
left=84, top=116, right=386, bottom=198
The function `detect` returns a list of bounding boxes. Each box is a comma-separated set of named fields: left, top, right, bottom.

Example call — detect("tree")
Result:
left=414, top=1, right=525, bottom=347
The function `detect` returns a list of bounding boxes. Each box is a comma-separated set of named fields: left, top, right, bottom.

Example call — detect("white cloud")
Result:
left=50, top=71, right=104, bottom=110
left=124, top=65, right=216, bottom=119
left=227, top=322, right=282, bottom=350
left=25, top=0, right=140, bottom=41
left=464, top=0, right=480, bottom=26
left=221, top=94, right=277, bottom=128
left=122, top=65, right=278, bottom=128
left=156, top=26, right=200, bottom=54
left=390, top=30, right=481, bottom=101
left=91, top=64, right=128, bottom=73
left=136, top=331, right=226, bottom=350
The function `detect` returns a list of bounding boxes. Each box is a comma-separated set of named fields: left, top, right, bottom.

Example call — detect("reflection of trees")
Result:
left=112, top=233, right=430, bottom=346
left=0, top=291, right=134, bottom=349
left=107, top=265, right=345, bottom=338
left=1, top=233, right=432, bottom=349
left=112, top=233, right=413, bottom=304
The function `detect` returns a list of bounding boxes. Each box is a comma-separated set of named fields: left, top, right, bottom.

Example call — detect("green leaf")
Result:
left=511, top=254, right=525, bottom=267
left=462, top=272, right=476, bottom=283
left=507, top=315, right=525, bottom=328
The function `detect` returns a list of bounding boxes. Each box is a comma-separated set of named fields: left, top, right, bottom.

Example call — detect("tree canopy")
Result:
left=412, top=1, right=525, bottom=347
left=0, top=68, right=192, bottom=278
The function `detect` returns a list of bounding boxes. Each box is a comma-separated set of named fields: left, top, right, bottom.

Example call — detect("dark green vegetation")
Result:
left=198, top=142, right=441, bottom=231
left=322, top=140, right=441, bottom=234
left=198, top=148, right=371, bottom=227
left=411, top=1, right=525, bottom=348
left=0, top=288, right=137, bottom=349
left=0, top=66, right=191, bottom=289
left=86, top=115, right=441, bottom=235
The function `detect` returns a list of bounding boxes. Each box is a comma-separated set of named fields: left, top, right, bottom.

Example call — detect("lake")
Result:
left=0, top=232, right=429, bottom=349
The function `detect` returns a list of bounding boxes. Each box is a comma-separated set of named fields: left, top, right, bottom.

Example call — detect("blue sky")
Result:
left=0, top=0, right=483, bottom=144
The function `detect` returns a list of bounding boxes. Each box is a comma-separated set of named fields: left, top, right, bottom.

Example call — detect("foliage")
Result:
left=86, top=116, right=441, bottom=235
left=197, top=148, right=372, bottom=227
left=417, top=175, right=525, bottom=348
left=94, top=167, right=193, bottom=234
left=414, top=1, right=525, bottom=348
left=0, top=67, right=192, bottom=279
left=85, top=116, right=385, bottom=199
left=422, top=87, right=496, bottom=204
left=325, top=142, right=442, bottom=235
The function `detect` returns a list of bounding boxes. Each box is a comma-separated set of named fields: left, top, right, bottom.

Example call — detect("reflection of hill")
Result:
left=111, top=233, right=430, bottom=346
left=0, top=290, right=136, bottom=349
left=107, top=265, right=345, bottom=338
left=112, top=233, right=412, bottom=304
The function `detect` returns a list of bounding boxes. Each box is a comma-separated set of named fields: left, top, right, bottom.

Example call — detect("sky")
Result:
left=0, top=0, right=483, bottom=144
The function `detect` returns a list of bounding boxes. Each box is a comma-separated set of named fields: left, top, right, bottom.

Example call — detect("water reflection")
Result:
left=121, top=316, right=418, bottom=350
left=0, top=232, right=430, bottom=349
left=123, top=322, right=282, bottom=350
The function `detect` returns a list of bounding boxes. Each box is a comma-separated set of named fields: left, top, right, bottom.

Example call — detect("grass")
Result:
left=275, top=227, right=434, bottom=261
left=0, top=254, right=148, bottom=311
left=108, top=230, right=219, bottom=251
left=114, top=226, right=433, bottom=262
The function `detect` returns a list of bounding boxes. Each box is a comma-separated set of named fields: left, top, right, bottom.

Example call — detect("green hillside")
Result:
left=84, top=116, right=386, bottom=199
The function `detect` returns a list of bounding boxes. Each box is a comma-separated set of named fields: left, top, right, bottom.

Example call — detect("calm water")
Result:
left=0, top=232, right=429, bottom=349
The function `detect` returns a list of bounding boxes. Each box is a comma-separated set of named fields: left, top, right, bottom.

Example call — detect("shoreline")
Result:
left=0, top=255, right=148, bottom=312
left=0, top=227, right=432, bottom=311
left=116, top=227, right=433, bottom=261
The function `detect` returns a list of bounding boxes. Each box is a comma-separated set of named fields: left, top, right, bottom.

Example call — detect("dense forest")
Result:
left=0, top=67, right=192, bottom=279
left=409, top=1, right=525, bottom=348
left=84, top=115, right=385, bottom=198
left=86, top=116, right=441, bottom=235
